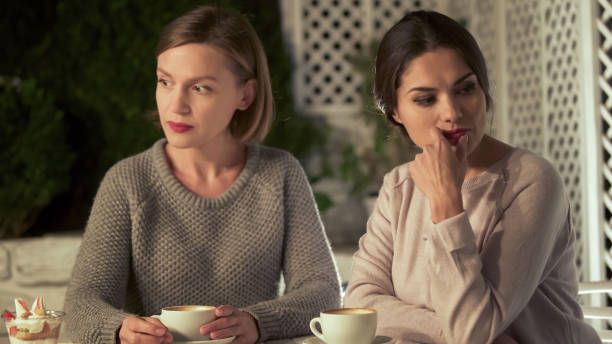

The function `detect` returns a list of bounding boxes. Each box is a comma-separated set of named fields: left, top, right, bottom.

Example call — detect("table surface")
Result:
left=0, top=335, right=315, bottom=344
left=0, top=335, right=405, bottom=344
left=2, top=331, right=403, bottom=344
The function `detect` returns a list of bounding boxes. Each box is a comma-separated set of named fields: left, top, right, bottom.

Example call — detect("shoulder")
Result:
left=500, top=148, right=567, bottom=209
left=257, top=145, right=302, bottom=167
left=99, top=139, right=161, bottom=197
left=503, top=148, right=564, bottom=192
left=253, top=145, right=311, bottom=195
left=381, top=161, right=415, bottom=191
left=256, top=145, right=307, bottom=177
left=370, top=162, right=417, bottom=208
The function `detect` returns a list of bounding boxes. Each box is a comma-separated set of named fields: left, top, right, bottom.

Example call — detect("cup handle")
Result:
left=151, top=315, right=161, bottom=319
left=309, top=317, right=325, bottom=341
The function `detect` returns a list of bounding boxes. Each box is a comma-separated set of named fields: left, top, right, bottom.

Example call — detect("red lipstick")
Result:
left=442, top=129, right=469, bottom=145
left=168, top=121, right=193, bottom=133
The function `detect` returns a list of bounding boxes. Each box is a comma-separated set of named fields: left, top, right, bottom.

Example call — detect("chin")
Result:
left=164, top=135, right=198, bottom=149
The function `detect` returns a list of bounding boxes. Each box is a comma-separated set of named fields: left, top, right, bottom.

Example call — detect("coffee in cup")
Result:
left=152, top=305, right=216, bottom=341
left=310, top=308, right=377, bottom=344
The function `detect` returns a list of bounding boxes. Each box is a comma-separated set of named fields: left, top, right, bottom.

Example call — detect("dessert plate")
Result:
left=174, top=337, right=235, bottom=344
left=302, top=336, right=394, bottom=344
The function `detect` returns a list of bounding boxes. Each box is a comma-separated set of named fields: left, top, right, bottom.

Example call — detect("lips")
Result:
left=442, top=129, right=469, bottom=145
left=168, top=121, right=193, bottom=133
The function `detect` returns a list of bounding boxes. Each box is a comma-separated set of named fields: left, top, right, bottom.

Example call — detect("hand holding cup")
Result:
left=199, top=305, right=259, bottom=344
left=119, top=315, right=173, bottom=344
left=151, top=305, right=216, bottom=342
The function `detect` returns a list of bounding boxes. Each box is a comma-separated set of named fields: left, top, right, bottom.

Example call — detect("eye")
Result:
left=413, top=95, right=436, bottom=106
left=457, top=82, right=476, bottom=95
left=157, top=78, right=170, bottom=87
left=193, top=85, right=212, bottom=93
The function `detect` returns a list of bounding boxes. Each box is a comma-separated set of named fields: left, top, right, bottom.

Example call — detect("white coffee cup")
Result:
left=310, top=308, right=377, bottom=344
left=152, top=305, right=216, bottom=341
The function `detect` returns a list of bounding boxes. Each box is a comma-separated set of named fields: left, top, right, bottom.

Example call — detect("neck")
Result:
left=464, top=135, right=511, bottom=180
left=164, top=136, right=247, bottom=183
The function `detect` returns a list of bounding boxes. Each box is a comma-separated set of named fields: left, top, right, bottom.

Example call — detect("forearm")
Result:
left=429, top=188, right=463, bottom=224
left=64, top=237, right=132, bottom=344
left=63, top=173, right=134, bottom=344
left=269, top=157, right=342, bottom=340
left=425, top=213, right=507, bottom=343
left=345, top=286, right=444, bottom=344
left=64, top=275, right=132, bottom=344
left=426, top=209, right=563, bottom=344
left=243, top=276, right=340, bottom=341
left=346, top=246, right=444, bottom=344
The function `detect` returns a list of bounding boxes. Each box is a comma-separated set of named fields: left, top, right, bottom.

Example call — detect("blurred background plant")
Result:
left=345, top=40, right=414, bottom=197
left=0, top=0, right=334, bottom=238
left=0, top=77, right=75, bottom=238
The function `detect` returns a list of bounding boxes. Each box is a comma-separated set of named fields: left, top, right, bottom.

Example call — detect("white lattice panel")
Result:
left=296, top=0, right=365, bottom=112
left=505, top=0, right=545, bottom=155
left=501, top=0, right=587, bottom=278
left=370, top=0, right=441, bottom=39
left=541, top=0, right=585, bottom=277
left=286, top=0, right=435, bottom=116
left=599, top=0, right=612, bottom=280
left=470, top=0, right=498, bottom=84
left=446, top=0, right=472, bottom=26
left=468, top=0, right=500, bottom=136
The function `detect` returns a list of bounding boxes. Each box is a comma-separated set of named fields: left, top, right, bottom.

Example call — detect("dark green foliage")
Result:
left=0, top=78, right=75, bottom=238
left=313, top=192, right=334, bottom=214
left=1, top=0, right=332, bottom=237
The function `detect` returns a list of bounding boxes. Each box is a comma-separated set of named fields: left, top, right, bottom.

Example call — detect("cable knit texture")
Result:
left=345, top=148, right=600, bottom=344
left=64, top=139, right=341, bottom=344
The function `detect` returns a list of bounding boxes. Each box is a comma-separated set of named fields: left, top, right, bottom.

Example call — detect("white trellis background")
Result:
left=280, top=0, right=610, bottom=303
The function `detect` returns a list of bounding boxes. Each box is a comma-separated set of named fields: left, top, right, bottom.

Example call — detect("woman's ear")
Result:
left=237, top=79, right=257, bottom=111
left=391, top=110, right=402, bottom=124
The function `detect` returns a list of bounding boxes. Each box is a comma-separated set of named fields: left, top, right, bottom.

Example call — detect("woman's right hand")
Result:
left=410, top=130, right=468, bottom=223
left=118, top=316, right=173, bottom=344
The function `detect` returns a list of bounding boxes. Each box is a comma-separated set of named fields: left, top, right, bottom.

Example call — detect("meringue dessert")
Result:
left=3, top=297, right=64, bottom=344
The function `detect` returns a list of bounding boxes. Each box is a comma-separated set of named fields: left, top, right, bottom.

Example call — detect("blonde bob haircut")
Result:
left=155, top=6, right=274, bottom=144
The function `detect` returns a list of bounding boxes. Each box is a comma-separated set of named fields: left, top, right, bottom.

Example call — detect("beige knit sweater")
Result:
left=345, top=148, right=600, bottom=344
left=64, top=139, right=341, bottom=343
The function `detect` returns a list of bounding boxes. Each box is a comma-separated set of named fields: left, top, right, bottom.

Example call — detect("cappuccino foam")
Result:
left=324, top=308, right=375, bottom=315
left=163, top=305, right=215, bottom=311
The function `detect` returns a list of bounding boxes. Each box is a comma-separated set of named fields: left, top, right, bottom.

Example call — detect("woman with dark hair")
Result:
left=64, top=6, right=341, bottom=344
left=344, top=10, right=599, bottom=344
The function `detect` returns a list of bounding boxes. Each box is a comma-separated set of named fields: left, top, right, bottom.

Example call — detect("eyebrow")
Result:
left=406, top=72, right=475, bottom=94
left=156, top=67, right=218, bottom=83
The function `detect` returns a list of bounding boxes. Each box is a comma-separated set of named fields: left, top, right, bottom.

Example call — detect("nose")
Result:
left=439, top=95, right=462, bottom=122
left=169, top=88, right=190, bottom=115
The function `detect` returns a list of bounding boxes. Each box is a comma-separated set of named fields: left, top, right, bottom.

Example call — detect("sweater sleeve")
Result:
left=242, top=156, right=342, bottom=342
left=427, top=166, right=570, bottom=343
left=63, top=166, right=134, bottom=344
left=344, top=178, right=445, bottom=344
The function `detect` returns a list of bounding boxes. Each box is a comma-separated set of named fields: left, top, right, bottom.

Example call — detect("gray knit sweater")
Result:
left=64, top=139, right=341, bottom=343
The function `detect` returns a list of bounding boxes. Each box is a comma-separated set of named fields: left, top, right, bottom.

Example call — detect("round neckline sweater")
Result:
left=345, top=147, right=600, bottom=343
left=64, top=139, right=341, bottom=343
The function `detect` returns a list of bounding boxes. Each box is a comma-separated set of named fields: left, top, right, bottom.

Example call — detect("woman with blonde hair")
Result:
left=64, top=6, right=340, bottom=344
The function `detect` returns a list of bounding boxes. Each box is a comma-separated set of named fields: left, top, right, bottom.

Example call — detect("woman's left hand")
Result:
left=410, top=129, right=469, bottom=223
left=200, top=305, right=259, bottom=344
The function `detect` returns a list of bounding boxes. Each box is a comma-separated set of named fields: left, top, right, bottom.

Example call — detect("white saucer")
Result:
left=302, top=336, right=394, bottom=344
left=174, top=336, right=235, bottom=344
left=302, top=338, right=324, bottom=344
